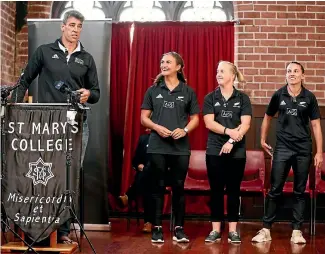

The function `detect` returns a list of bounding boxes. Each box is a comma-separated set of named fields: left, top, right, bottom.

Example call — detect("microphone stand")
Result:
left=59, top=94, right=96, bottom=253
left=1, top=67, right=25, bottom=103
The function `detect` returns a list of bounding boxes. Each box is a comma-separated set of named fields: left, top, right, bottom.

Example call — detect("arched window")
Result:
left=53, top=1, right=106, bottom=20
left=52, top=1, right=234, bottom=22
left=179, top=1, right=233, bottom=21
left=118, top=1, right=166, bottom=22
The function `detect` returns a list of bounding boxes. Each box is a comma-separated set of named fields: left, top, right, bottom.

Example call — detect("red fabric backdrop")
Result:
left=121, top=21, right=234, bottom=195
left=109, top=23, right=132, bottom=195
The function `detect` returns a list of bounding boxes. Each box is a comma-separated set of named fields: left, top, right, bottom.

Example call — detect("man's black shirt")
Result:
left=12, top=38, right=100, bottom=104
left=203, top=87, right=252, bottom=158
left=266, top=85, right=320, bottom=153
left=141, top=81, right=200, bottom=155
left=132, top=134, right=150, bottom=171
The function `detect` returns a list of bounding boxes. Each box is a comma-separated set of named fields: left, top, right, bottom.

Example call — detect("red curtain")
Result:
left=109, top=23, right=132, bottom=195
left=121, top=21, right=234, bottom=195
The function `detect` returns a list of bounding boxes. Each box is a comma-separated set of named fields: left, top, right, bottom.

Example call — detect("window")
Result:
left=180, top=1, right=228, bottom=21
left=119, top=1, right=166, bottom=21
left=52, top=1, right=234, bottom=22
left=59, top=1, right=106, bottom=20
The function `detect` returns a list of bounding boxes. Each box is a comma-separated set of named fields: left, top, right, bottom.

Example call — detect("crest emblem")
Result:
left=26, top=157, right=54, bottom=186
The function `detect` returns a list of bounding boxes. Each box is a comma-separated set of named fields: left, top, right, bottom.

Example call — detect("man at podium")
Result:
left=11, top=10, right=100, bottom=244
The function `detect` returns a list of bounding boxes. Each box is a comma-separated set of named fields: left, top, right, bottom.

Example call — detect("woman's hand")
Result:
left=154, top=124, right=172, bottom=138
left=171, top=128, right=187, bottom=139
left=261, top=139, right=273, bottom=157
left=219, top=141, right=234, bottom=155
left=314, top=153, right=323, bottom=169
left=226, top=128, right=243, bottom=142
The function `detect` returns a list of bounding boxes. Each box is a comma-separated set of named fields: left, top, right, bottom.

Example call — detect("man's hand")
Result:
left=154, top=124, right=172, bottom=138
left=171, top=128, right=186, bottom=140
left=314, top=153, right=323, bottom=169
left=261, top=140, right=273, bottom=157
left=138, top=164, right=144, bottom=171
left=77, top=88, right=90, bottom=104
left=219, top=142, right=234, bottom=155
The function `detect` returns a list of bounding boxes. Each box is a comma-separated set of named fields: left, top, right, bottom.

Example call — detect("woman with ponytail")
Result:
left=252, top=61, right=323, bottom=244
left=140, top=52, right=200, bottom=243
left=203, top=61, right=252, bottom=243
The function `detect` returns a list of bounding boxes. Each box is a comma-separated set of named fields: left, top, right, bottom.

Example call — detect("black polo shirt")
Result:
left=141, top=81, right=200, bottom=155
left=203, top=87, right=252, bottom=158
left=266, top=85, right=320, bottom=153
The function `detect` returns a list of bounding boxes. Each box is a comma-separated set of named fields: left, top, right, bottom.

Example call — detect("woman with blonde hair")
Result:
left=203, top=61, right=252, bottom=243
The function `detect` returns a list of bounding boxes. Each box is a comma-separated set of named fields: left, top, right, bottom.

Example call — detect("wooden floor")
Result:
left=3, top=218, right=325, bottom=253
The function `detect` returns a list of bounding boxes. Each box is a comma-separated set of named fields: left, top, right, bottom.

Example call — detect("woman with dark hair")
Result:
left=203, top=61, right=252, bottom=244
left=141, top=52, right=200, bottom=243
left=252, top=61, right=323, bottom=244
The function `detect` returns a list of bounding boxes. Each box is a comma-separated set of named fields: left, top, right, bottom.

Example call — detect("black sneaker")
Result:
left=173, top=227, right=189, bottom=243
left=151, top=226, right=164, bottom=243
left=228, top=231, right=241, bottom=243
left=205, top=231, right=222, bottom=243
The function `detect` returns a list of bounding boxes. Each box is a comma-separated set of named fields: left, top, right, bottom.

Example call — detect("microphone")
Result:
left=54, top=81, right=88, bottom=111
left=1, top=85, right=18, bottom=99
left=1, top=68, right=25, bottom=99
left=54, top=80, right=71, bottom=93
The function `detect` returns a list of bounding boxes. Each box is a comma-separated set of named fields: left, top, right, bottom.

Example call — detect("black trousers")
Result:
left=206, top=155, right=246, bottom=222
left=126, top=167, right=152, bottom=223
left=149, top=154, right=189, bottom=227
left=263, top=144, right=311, bottom=230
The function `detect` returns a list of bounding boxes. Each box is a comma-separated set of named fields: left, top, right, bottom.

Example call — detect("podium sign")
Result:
left=2, top=103, right=83, bottom=241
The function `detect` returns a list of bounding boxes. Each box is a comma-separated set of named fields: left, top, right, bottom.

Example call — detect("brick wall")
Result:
left=1, top=2, right=16, bottom=85
left=234, top=1, right=325, bottom=105
left=15, top=1, right=51, bottom=76
left=1, top=1, right=51, bottom=85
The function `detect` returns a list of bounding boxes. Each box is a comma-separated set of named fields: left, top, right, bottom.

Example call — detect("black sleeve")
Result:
left=240, top=93, right=252, bottom=116
left=141, top=87, right=153, bottom=110
left=265, top=91, right=280, bottom=116
left=132, top=135, right=146, bottom=170
left=85, top=55, right=100, bottom=104
left=309, top=94, right=321, bottom=120
left=188, top=87, right=200, bottom=115
left=203, top=93, right=214, bottom=115
left=10, top=46, right=44, bottom=102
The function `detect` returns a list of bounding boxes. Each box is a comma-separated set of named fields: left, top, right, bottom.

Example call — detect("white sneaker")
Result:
left=290, top=230, right=306, bottom=244
left=251, top=228, right=272, bottom=242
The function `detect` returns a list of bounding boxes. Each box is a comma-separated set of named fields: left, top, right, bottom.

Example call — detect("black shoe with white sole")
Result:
left=151, top=226, right=164, bottom=243
left=205, top=231, right=222, bottom=243
left=173, top=227, right=189, bottom=243
left=228, top=231, right=241, bottom=243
